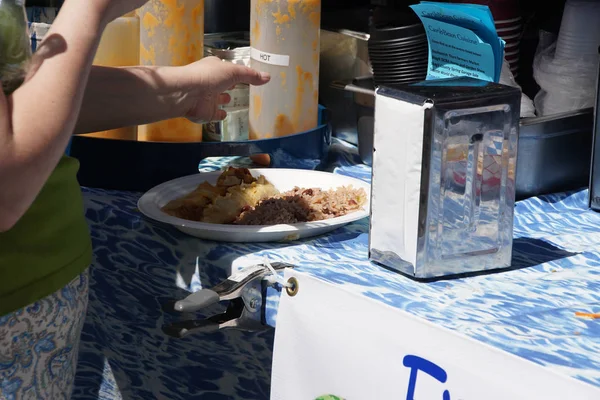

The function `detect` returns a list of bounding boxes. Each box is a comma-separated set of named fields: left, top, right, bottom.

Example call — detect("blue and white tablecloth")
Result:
left=74, top=140, right=600, bottom=399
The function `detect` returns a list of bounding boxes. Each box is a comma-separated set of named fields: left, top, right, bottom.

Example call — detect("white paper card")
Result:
left=271, top=269, right=599, bottom=400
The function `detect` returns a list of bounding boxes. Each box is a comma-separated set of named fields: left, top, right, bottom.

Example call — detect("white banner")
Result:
left=271, top=269, right=599, bottom=400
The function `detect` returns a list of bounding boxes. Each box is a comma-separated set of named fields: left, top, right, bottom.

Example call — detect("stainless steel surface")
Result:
left=589, top=48, right=600, bottom=210
left=369, top=79, right=521, bottom=279
left=519, top=108, right=593, bottom=200
left=331, top=78, right=375, bottom=164
left=319, top=29, right=372, bottom=145
left=356, top=108, right=374, bottom=165
left=204, top=31, right=250, bottom=63
left=338, top=77, right=594, bottom=199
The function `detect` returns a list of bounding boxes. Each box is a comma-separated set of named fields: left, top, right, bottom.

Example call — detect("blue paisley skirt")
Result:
left=0, top=270, right=89, bottom=400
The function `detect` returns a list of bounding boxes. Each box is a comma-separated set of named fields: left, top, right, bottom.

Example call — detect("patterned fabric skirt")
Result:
left=0, top=270, right=89, bottom=400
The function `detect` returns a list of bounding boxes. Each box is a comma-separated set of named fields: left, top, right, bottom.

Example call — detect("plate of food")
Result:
left=137, top=167, right=371, bottom=242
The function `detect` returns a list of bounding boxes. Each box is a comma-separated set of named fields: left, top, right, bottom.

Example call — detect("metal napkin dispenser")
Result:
left=588, top=47, right=600, bottom=211
left=369, top=77, right=521, bottom=280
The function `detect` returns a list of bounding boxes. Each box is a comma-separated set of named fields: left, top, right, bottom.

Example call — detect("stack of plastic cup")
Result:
left=555, top=0, right=600, bottom=60
left=533, top=0, right=600, bottom=116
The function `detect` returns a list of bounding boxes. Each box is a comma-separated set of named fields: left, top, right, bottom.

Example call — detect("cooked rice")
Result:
left=235, top=186, right=367, bottom=225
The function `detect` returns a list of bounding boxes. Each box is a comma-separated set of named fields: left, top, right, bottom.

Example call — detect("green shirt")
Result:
left=0, top=156, right=92, bottom=315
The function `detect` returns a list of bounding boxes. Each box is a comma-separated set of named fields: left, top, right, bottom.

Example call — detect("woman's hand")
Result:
left=174, top=57, right=270, bottom=123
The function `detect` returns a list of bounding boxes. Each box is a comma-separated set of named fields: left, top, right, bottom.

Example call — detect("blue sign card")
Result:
left=410, top=2, right=505, bottom=83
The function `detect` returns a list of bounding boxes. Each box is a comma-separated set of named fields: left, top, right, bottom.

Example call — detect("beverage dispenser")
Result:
left=87, top=11, right=140, bottom=140
left=249, top=0, right=322, bottom=140
left=138, top=0, right=205, bottom=142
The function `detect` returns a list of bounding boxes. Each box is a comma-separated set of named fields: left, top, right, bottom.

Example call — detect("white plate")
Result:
left=137, top=169, right=371, bottom=243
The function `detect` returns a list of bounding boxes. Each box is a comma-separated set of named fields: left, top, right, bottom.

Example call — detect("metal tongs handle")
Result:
left=163, top=262, right=296, bottom=338
left=162, top=319, right=220, bottom=338
left=164, top=298, right=264, bottom=338
left=174, top=289, right=220, bottom=313
left=330, top=78, right=376, bottom=96
left=171, top=262, right=293, bottom=314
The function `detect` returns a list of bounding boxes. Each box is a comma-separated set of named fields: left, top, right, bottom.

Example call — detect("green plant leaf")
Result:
left=315, top=395, right=344, bottom=400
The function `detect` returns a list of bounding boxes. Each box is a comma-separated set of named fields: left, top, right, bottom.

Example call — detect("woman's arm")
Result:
left=0, top=2, right=269, bottom=232
left=75, top=65, right=183, bottom=134
left=75, top=58, right=269, bottom=135
left=0, top=0, right=107, bottom=231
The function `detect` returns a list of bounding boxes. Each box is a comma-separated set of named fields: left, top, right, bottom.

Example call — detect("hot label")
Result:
left=250, top=48, right=290, bottom=67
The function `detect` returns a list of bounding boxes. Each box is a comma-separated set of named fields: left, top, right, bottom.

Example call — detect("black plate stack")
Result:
left=368, top=10, right=428, bottom=86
